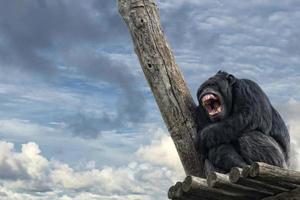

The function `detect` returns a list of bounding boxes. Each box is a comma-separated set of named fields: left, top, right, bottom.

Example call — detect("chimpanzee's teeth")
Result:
left=208, top=106, right=222, bottom=116
left=201, top=94, right=217, bottom=103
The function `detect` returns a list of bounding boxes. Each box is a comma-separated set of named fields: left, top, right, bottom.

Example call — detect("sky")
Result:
left=0, top=0, right=300, bottom=199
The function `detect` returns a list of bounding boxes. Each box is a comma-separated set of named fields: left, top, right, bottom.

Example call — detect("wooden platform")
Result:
left=168, top=162, right=300, bottom=200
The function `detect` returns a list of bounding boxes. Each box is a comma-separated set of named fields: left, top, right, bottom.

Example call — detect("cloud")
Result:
left=0, top=81, right=145, bottom=139
left=0, top=119, right=57, bottom=137
left=0, top=129, right=184, bottom=199
left=0, top=0, right=128, bottom=76
left=0, top=141, right=50, bottom=193
left=0, top=0, right=146, bottom=138
left=155, top=0, right=300, bottom=98
left=61, top=47, right=146, bottom=137
left=276, top=99, right=300, bottom=169
left=1, top=0, right=300, bottom=139
left=136, top=130, right=184, bottom=173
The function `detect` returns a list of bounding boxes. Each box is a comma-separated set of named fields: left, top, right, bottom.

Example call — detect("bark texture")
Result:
left=118, top=0, right=204, bottom=176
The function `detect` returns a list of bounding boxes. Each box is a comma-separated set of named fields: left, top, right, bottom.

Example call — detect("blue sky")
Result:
left=0, top=0, right=300, bottom=199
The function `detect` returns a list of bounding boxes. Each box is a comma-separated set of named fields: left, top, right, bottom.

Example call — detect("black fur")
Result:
left=195, top=71, right=290, bottom=176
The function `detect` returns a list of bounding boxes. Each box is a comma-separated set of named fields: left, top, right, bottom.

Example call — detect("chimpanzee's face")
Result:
left=197, top=71, right=235, bottom=122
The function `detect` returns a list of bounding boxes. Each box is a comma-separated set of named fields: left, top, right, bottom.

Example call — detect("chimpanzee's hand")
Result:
left=200, top=124, right=228, bottom=149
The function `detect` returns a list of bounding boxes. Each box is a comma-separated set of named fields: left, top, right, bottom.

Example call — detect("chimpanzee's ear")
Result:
left=217, top=70, right=225, bottom=74
left=226, top=74, right=236, bottom=86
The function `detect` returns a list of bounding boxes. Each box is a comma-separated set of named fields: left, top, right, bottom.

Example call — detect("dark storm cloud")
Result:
left=63, top=48, right=146, bottom=138
left=0, top=0, right=145, bottom=138
left=65, top=113, right=115, bottom=138
left=0, top=0, right=129, bottom=74
left=0, top=0, right=70, bottom=74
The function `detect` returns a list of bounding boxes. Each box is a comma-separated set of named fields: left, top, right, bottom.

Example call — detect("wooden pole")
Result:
left=118, top=0, right=204, bottom=176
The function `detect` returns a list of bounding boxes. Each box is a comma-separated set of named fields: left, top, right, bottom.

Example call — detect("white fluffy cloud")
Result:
left=0, top=128, right=184, bottom=200
left=136, top=129, right=184, bottom=174
left=277, top=99, right=300, bottom=169
left=0, top=141, right=48, bottom=181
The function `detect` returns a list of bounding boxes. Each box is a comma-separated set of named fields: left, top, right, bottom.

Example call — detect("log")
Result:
left=170, top=164, right=300, bottom=200
left=229, top=167, right=249, bottom=183
left=263, top=187, right=300, bottom=200
left=182, top=175, right=254, bottom=200
left=242, top=165, right=251, bottom=178
left=174, top=182, right=184, bottom=198
left=208, top=172, right=272, bottom=199
left=229, top=167, right=288, bottom=195
left=250, top=179, right=298, bottom=191
left=118, top=0, right=204, bottom=177
left=182, top=175, right=207, bottom=193
left=173, top=182, right=204, bottom=200
left=245, top=163, right=299, bottom=190
left=168, top=185, right=176, bottom=199
left=250, top=162, right=300, bottom=185
left=168, top=181, right=210, bottom=200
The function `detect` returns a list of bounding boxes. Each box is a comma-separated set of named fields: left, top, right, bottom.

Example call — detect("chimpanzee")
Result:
left=195, top=71, right=290, bottom=176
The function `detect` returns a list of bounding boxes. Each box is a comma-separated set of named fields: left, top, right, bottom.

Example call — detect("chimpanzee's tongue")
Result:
left=205, top=104, right=213, bottom=113
left=214, top=101, right=220, bottom=109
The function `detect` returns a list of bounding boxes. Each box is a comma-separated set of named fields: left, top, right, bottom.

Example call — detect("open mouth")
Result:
left=201, top=93, right=222, bottom=117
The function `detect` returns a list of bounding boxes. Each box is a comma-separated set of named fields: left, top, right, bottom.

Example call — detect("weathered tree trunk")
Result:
left=118, top=0, right=204, bottom=177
